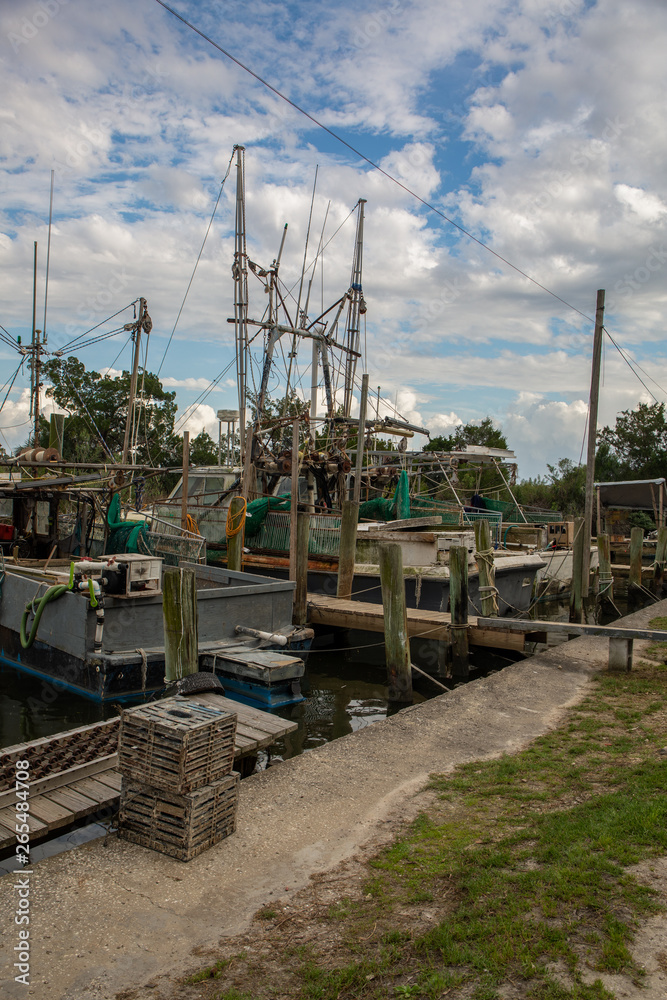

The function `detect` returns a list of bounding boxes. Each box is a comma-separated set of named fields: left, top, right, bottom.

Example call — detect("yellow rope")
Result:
left=226, top=498, right=247, bottom=538
left=186, top=513, right=200, bottom=535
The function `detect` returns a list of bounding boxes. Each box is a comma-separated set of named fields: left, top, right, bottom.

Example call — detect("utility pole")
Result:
left=582, top=289, right=605, bottom=597
left=121, top=297, right=146, bottom=465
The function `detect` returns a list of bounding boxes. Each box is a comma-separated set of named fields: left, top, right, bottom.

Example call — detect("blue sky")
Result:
left=1, top=0, right=667, bottom=477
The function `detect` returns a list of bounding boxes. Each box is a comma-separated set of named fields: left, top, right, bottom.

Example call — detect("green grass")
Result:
left=179, top=663, right=667, bottom=1000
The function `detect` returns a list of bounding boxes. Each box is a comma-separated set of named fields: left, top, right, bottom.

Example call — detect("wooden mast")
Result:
left=582, top=289, right=605, bottom=597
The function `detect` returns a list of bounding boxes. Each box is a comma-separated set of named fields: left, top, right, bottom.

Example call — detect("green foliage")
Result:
left=597, top=401, right=667, bottom=480
left=189, top=429, right=218, bottom=466
left=41, top=356, right=180, bottom=468
left=425, top=417, right=508, bottom=453
left=515, top=459, right=586, bottom=516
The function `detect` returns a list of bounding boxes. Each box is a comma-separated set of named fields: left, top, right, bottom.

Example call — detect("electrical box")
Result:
left=104, top=554, right=163, bottom=597
left=545, top=522, right=575, bottom=547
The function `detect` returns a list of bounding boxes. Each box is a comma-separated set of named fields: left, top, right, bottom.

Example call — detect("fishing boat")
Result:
left=0, top=476, right=310, bottom=708
left=0, top=555, right=309, bottom=707
left=146, top=148, right=554, bottom=617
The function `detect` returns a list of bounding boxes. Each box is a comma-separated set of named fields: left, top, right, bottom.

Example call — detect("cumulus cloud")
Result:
left=2, top=0, right=667, bottom=480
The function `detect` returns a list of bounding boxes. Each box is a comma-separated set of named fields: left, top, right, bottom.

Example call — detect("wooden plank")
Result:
left=477, top=617, right=667, bottom=641
left=0, top=806, right=47, bottom=838
left=85, top=769, right=121, bottom=793
left=69, top=776, right=120, bottom=805
left=44, top=787, right=101, bottom=820
left=26, top=795, right=73, bottom=828
left=307, top=594, right=525, bottom=652
left=380, top=516, right=444, bottom=531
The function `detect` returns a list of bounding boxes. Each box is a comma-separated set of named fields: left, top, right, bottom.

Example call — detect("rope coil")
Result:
left=226, top=498, right=247, bottom=538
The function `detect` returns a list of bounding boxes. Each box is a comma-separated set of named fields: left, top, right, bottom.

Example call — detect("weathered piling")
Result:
left=653, top=525, right=667, bottom=595
left=569, top=516, right=585, bottom=623
left=163, top=566, right=198, bottom=681
left=379, top=543, right=413, bottom=702
left=180, top=431, right=190, bottom=532
left=596, top=533, right=616, bottom=620
left=628, top=526, right=644, bottom=611
left=337, top=500, right=359, bottom=599
left=49, top=412, right=64, bottom=454
left=449, top=545, right=469, bottom=680
left=226, top=496, right=246, bottom=573
left=293, top=510, right=310, bottom=625
left=473, top=520, right=498, bottom=617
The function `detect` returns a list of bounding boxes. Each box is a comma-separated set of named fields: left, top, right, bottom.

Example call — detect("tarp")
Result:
left=595, top=478, right=667, bottom=512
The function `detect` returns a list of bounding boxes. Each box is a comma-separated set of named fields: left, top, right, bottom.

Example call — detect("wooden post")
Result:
left=163, top=566, right=198, bottom=681
left=569, top=516, right=585, bottom=623
left=337, top=500, right=359, bottom=599
left=293, top=510, right=310, bottom=624
left=596, top=533, right=615, bottom=620
left=180, top=430, right=189, bottom=531
left=653, top=525, right=667, bottom=595
left=583, top=289, right=605, bottom=596
left=226, top=495, right=245, bottom=573
left=449, top=545, right=469, bottom=681
left=289, top=419, right=300, bottom=584
left=352, top=373, right=369, bottom=503
left=474, top=520, right=497, bottom=617
left=49, top=413, right=65, bottom=455
left=379, top=543, right=413, bottom=702
left=628, top=526, right=643, bottom=602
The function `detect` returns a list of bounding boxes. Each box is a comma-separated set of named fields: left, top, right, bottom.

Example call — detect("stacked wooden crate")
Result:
left=117, top=697, right=239, bottom=861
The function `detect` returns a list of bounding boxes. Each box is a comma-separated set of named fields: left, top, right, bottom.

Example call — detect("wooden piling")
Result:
left=180, top=431, right=190, bottom=532
left=449, top=545, right=469, bottom=681
left=628, top=526, right=644, bottom=610
left=596, top=533, right=616, bottom=620
left=163, top=566, right=198, bottom=682
left=653, top=525, right=667, bottom=595
left=226, top=496, right=246, bottom=573
left=49, top=413, right=65, bottom=455
left=293, top=511, right=310, bottom=625
left=473, top=520, right=497, bottom=617
left=379, top=543, right=413, bottom=702
left=569, top=516, right=585, bottom=623
left=289, top=419, right=300, bottom=585
left=337, top=500, right=359, bottom=599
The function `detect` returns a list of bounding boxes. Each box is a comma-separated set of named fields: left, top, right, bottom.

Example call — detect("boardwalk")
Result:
left=0, top=695, right=296, bottom=853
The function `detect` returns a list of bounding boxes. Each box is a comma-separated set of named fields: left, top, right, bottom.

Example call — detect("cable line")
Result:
left=154, top=0, right=596, bottom=325
left=157, top=150, right=236, bottom=376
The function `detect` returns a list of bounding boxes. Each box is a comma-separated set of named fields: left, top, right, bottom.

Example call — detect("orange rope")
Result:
left=226, top=498, right=247, bottom=538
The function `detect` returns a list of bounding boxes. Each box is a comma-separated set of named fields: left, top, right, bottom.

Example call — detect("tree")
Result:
left=40, top=356, right=181, bottom=468
left=190, top=430, right=219, bottom=466
left=424, top=417, right=508, bottom=453
left=596, top=402, right=667, bottom=481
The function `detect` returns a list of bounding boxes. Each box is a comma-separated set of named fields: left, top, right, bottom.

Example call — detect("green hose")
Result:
left=20, top=585, right=70, bottom=649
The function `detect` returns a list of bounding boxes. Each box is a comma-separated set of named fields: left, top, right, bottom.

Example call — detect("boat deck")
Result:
left=0, top=695, right=297, bottom=854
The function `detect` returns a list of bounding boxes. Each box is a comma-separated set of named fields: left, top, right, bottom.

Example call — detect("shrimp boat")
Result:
left=147, top=147, right=551, bottom=620
left=0, top=477, right=310, bottom=708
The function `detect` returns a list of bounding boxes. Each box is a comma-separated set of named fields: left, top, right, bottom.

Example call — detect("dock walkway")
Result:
left=0, top=696, right=296, bottom=854
left=307, top=593, right=526, bottom=651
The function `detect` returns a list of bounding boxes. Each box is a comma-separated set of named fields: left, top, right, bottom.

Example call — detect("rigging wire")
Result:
left=56, top=302, right=138, bottom=354
left=603, top=327, right=663, bottom=402
left=0, top=361, right=24, bottom=417
left=157, top=149, right=236, bottom=375
left=0, top=324, right=22, bottom=353
left=154, top=0, right=597, bottom=327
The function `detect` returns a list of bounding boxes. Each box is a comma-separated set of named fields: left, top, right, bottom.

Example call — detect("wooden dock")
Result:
left=0, top=696, right=297, bottom=854
left=307, top=594, right=527, bottom=652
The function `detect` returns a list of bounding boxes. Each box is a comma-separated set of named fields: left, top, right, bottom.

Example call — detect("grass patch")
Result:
left=180, top=663, right=667, bottom=1000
